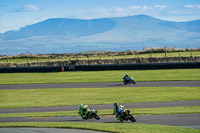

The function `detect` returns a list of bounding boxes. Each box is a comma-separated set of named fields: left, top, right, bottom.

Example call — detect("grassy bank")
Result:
left=0, top=69, right=199, bottom=84
left=1, top=87, right=200, bottom=109
left=0, top=122, right=199, bottom=133
left=0, top=106, right=200, bottom=118
left=0, top=50, right=199, bottom=63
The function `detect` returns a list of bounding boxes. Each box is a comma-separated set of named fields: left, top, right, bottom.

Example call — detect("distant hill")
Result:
left=1, top=15, right=200, bottom=55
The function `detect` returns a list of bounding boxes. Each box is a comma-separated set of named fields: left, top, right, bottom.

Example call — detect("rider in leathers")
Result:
left=123, top=74, right=129, bottom=81
left=78, top=104, right=89, bottom=119
left=113, top=103, right=125, bottom=121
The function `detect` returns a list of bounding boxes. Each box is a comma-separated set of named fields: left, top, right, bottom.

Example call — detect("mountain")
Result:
left=1, top=15, right=200, bottom=55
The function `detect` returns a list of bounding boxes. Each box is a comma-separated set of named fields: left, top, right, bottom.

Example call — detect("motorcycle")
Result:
left=123, top=76, right=136, bottom=85
left=118, top=109, right=136, bottom=122
left=79, top=107, right=100, bottom=120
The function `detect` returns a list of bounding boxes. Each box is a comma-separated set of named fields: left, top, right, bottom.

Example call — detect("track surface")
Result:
left=0, top=128, right=107, bottom=133
left=0, top=81, right=200, bottom=90
left=1, top=114, right=199, bottom=127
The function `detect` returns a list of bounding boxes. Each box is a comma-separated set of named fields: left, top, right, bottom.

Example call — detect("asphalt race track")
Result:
left=0, top=81, right=200, bottom=90
left=0, top=128, right=107, bottom=133
left=0, top=81, right=200, bottom=132
left=1, top=113, right=200, bottom=127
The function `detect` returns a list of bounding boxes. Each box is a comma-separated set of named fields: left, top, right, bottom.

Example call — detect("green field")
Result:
left=0, top=122, right=199, bottom=133
left=1, top=87, right=200, bottom=109
left=0, top=69, right=199, bottom=84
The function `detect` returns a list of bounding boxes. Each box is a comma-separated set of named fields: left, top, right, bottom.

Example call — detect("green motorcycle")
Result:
left=123, top=76, right=136, bottom=85
left=79, top=106, right=100, bottom=120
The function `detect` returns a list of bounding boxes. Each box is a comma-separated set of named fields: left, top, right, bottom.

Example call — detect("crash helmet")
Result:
left=114, top=103, right=119, bottom=108
left=78, top=104, right=85, bottom=109
left=125, top=74, right=128, bottom=76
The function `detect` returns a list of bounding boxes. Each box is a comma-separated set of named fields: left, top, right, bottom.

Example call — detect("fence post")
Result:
left=137, top=52, right=139, bottom=63
left=137, top=53, right=139, bottom=59
left=179, top=50, right=181, bottom=58
left=190, top=49, right=193, bottom=57
left=7, top=57, right=9, bottom=67
left=88, top=56, right=90, bottom=65
left=37, top=57, right=39, bottom=66
left=27, top=56, right=29, bottom=63
left=165, top=48, right=167, bottom=57
left=76, top=54, right=78, bottom=61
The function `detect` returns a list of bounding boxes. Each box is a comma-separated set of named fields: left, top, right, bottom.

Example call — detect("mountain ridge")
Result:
left=1, top=14, right=200, bottom=55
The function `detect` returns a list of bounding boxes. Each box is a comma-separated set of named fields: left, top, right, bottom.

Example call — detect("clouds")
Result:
left=154, top=5, right=168, bottom=10
left=11, top=4, right=40, bottom=12
left=185, top=4, right=200, bottom=9
left=68, top=5, right=167, bottom=19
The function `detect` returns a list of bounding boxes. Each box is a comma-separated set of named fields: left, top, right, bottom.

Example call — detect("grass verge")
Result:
left=0, top=122, right=199, bottom=133
left=0, top=106, right=200, bottom=118
left=1, top=87, right=200, bottom=109
left=0, top=69, right=199, bottom=84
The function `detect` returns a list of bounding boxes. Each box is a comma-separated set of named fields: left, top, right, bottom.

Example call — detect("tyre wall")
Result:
left=0, top=62, right=199, bottom=73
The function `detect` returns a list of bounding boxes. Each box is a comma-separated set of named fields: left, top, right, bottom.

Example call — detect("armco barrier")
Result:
left=0, top=62, right=199, bottom=73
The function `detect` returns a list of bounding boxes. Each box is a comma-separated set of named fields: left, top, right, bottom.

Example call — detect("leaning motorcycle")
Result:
left=123, top=76, right=136, bottom=85
left=79, top=108, right=100, bottom=120
left=118, top=109, right=136, bottom=122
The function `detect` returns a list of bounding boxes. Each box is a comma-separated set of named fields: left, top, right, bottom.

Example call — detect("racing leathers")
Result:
left=113, top=104, right=125, bottom=120
left=79, top=105, right=89, bottom=119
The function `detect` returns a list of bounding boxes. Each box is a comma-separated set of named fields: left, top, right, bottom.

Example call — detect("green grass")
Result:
left=0, top=69, right=199, bottom=84
left=1, top=87, right=200, bottom=109
left=0, top=106, right=200, bottom=118
left=0, top=122, right=199, bottom=133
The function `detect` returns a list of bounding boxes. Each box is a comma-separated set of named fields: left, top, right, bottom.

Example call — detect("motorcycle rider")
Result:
left=78, top=104, right=89, bottom=119
left=123, top=74, right=129, bottom=81
left=113, top=103, right=125, bottom=121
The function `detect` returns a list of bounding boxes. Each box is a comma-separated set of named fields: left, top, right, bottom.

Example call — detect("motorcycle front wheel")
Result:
left=132, top=80, right=136, bottom=84
left=129, top=115, right=136, bottom=122
left=123, top=80, right=127, bottom=85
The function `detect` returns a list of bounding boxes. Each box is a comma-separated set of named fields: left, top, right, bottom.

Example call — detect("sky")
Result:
left=0, top=0, right=200, bottom=33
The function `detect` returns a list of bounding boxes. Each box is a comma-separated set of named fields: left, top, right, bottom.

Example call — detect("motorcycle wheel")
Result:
left=123, top=80, right=127, bottom=85
left=129, top=115, right=136, bottom=122
left=92, top=113, right=100, bottom=120
left=132, top=80, right=136, bottom=84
